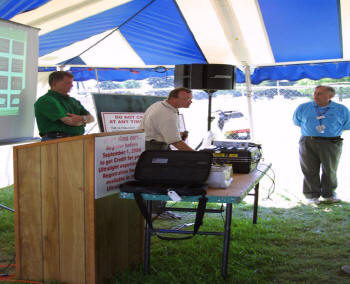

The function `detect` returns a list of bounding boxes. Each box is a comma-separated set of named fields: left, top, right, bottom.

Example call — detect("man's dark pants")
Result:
left=299, top=136, right=343, bottom=198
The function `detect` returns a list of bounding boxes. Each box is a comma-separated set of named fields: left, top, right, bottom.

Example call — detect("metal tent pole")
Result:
left=244, top=65, right=255, bottom=141
left=95, top=68, right=101, bottom=93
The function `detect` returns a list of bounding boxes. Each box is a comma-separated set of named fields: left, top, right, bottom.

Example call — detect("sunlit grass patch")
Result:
left=112, top=201, right=350, bottom=283
left=0, top=185, right=15, bottom=276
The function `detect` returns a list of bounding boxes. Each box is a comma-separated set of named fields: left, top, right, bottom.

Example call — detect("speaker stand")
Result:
left=205, top=89, right=217, bottom=131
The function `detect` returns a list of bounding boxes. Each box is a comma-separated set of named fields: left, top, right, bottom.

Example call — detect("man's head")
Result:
left=314, top=85, right=335, bottom=107
left=167, top=87, right=192, bottom=108
left=49, top=71, right=74, bottom=95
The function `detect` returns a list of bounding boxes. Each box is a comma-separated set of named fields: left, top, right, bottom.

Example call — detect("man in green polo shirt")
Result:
left=34, top=71, right=94, bottom=140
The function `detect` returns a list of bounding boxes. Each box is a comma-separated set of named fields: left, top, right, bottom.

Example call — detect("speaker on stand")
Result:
left=174, top=64, right=236, bottom=131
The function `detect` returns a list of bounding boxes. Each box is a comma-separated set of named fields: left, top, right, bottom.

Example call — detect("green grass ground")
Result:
left=1, top=185, right=350, bottom=283
left=0, top=185, right=15, bottom=278
left=113, top=201, right=350, bottom=284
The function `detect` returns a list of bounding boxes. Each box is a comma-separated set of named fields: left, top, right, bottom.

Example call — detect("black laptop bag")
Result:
left=119, top=150, right=212, bottom=240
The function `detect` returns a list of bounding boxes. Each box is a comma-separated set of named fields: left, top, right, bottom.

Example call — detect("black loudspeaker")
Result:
left=174, top=64, right=236, bottom=90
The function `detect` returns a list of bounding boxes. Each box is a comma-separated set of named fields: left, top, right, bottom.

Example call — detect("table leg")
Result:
left=221, top=203, right=232, bottom=278
left=144, top=200, right=152, bottom=274
left=253, top=183, right=260, bottom=224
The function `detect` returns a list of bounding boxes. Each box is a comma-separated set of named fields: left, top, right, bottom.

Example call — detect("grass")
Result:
left=113, top=201, right=350, bottom=284
left=1, top=186, right=350, bottom=283
left=0, top=185, right=15, bottom=277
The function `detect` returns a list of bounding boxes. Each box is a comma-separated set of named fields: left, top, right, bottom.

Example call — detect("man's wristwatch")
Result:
left=82, top=115, right=88, bottom=125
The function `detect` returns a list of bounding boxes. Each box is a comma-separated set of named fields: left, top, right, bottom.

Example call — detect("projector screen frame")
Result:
left=0, top=18, right=40, bottom=144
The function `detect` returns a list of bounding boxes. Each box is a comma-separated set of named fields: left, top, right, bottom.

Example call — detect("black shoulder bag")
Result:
left=119, top=150, right=212, bottom=240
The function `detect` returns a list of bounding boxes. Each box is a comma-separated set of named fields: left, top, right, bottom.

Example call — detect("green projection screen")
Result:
left=0, top=19, right=39, bottom=143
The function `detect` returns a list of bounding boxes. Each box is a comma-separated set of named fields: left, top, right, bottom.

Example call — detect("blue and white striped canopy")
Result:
left=1, top=0, right=350, bottom=83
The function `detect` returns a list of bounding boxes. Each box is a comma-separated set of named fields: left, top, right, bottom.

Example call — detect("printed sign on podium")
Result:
left=102, top=112, right=144, bottom=132
left=94, top=132, right=145, bottom=199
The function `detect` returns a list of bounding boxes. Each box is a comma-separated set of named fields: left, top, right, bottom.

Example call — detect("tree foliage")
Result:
left=146, top=77, right=173, bottom=88
left=297, top=77, right=350, bottom=85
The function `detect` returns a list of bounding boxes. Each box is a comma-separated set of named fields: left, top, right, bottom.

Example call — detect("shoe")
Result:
left=305, top=198, right=321, bottom=205
left=322, top=196, right=341, bottom=203
left=158, top=211, right=181, bottom=220
left=341, top=265, right=350, bottom=274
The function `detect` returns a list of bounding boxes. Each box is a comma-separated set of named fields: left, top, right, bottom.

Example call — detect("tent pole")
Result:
left=95, top=68, right=101, bottom=93
left=244, top=65, right=255, bottom=141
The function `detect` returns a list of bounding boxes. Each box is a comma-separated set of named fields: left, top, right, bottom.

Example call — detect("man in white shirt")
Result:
left=140, top=87, right=194, bottom=218
left=141, top=87, right=194, bottom=151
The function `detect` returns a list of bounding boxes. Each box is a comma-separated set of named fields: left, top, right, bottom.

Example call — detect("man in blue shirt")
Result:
left=293, top=85, right=350, bottom=204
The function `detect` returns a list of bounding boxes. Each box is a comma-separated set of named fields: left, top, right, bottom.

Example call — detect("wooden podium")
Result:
left=13, top=130, right=145, bottom=284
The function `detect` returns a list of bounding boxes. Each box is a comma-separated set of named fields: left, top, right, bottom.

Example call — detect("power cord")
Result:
left=0, top=203, right=14, bottom=212
left=255, top=164, right=276, bottom=200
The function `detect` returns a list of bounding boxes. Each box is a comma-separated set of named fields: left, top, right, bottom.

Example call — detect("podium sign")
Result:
left=101, top=112, right=144, bottom=132
left=94, top=132, right=145, bottom=199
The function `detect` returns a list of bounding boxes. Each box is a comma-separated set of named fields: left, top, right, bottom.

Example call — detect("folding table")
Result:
left=120, top=162, right=272, bottom=278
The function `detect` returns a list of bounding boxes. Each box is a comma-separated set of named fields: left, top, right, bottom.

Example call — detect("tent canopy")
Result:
left=2, top=0, right=350, bottom=83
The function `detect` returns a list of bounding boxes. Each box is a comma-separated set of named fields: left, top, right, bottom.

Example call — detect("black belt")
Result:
left=147, top=140, right=168, bottom=145
left=306, top=136, right=341, bottom=141
left=41, top=132, right=71, bottom=138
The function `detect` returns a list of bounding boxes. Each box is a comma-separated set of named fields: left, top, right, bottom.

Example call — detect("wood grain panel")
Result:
left=16, top=146, right=43, bottom=280
left=58, top=140, right=86, bottom=284
left=84, top=137, right=95, bottom=284
left=14, top=132, right=145, bottom=283
left=41, top=143, right=60, bottom=281
left=95, top=194, right=144, bottom=283
left=117, top=198, right=130, bottom=269
left=95, top=194, right=115, bottom=283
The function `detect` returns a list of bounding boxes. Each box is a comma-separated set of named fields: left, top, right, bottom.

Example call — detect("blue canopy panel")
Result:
left=38, top=67, right=56, bottom=72
left=59, top=56, right=86, bottom=65
left=67, top=67, right=246, bottom=83
left=38, top=0, right=150, bottom=57
left=39, top=0, right=206, bottom=65
left=119, top=0, right=206, bottom=65
left=259, top=0, right=342, bottom=63
left=235, top=68, right=245, bottom=84
left=71, top=67, right=174, bottom=82
left=37, top=67, right=245, bottom=84
left=0, top=0, right=51, bottom=20
left=251, top=61, right=350, bottom=84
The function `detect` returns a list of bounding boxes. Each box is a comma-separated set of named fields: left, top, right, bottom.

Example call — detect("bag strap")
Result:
left=134, top=192, right=207, bottom=241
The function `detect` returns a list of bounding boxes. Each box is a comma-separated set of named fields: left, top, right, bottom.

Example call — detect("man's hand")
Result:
left=60, top=113, right=94, bottom=126
left=172, top=140, right=194, bottom=151
left=180, top=131, right=189, bottom=141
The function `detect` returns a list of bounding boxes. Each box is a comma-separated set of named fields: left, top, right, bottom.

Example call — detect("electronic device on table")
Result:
left=201, top=140, right=262, bottom=174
